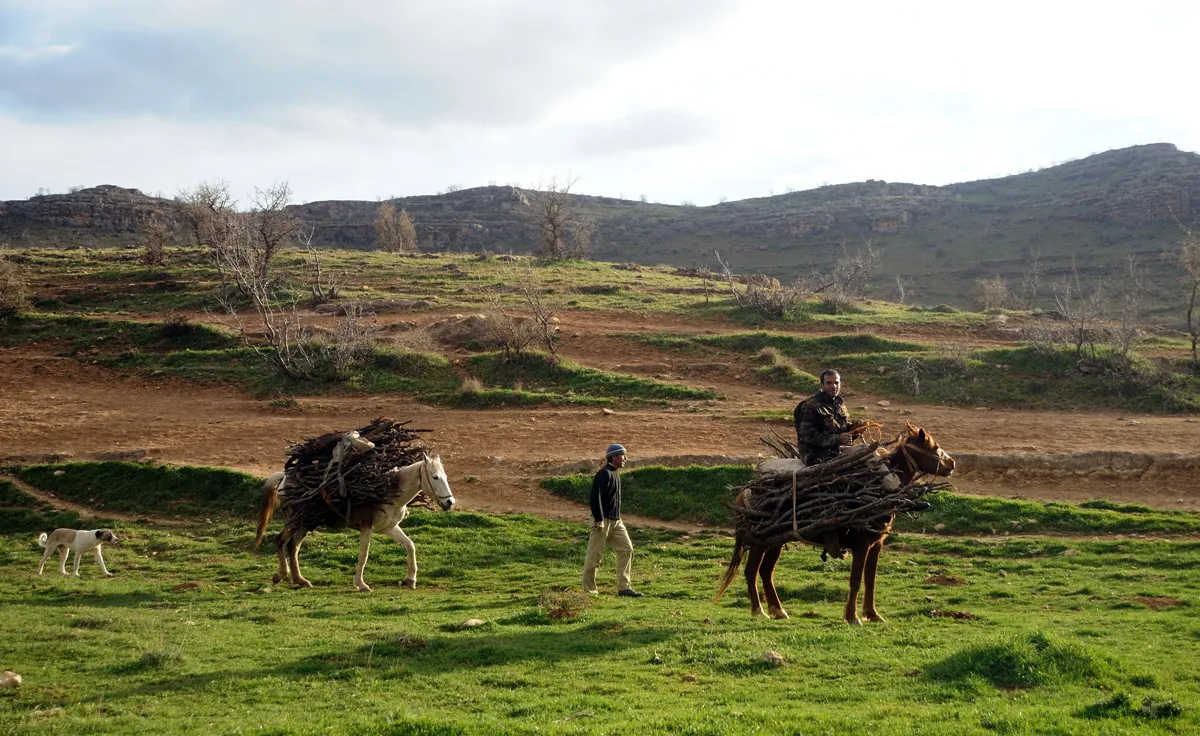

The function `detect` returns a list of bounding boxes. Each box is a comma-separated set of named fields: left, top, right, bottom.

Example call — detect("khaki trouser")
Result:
left=582, top=519, right=633, bottom=593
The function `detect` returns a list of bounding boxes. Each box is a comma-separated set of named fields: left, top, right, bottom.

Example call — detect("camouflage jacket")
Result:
left=794, top=390, right=852, bottom=465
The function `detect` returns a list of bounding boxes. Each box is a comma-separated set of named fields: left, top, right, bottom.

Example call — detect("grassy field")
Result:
left=631, top=331, right=1200, bottom=413
left=1, top=463, right=1197, bottom=734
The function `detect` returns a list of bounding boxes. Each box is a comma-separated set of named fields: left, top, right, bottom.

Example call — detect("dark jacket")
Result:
left=589, top=463, right=621, bottom=522
left=795, top=389, right=852, bottom=465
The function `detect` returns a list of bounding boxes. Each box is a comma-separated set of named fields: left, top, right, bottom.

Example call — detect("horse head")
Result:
left=892, top=421, right=955, bottom=483
left=420, top=454, right=456, bottom=511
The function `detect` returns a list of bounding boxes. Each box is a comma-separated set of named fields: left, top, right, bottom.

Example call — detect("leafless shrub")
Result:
left=460, top=375, right=483, bottom=394
left=524, top=175, right=594, bottom=260
left=714, top=251, right=798, bottom=318
left=0, top=254, right=28, bottom=321
left=140, top=214, right=172, bottom=268
left=538, top=589, right=593, bottom=620
left=971, top=275, right=1018, bottom=312
left=300, top=229, right=340, bottom=306
left=483, top=308, right=537, bottom=359
left=390, top=326, right=438, bottom=354
left=320, top=302, right=378, bottom=381
left=900, top=356, right=922, bottom=396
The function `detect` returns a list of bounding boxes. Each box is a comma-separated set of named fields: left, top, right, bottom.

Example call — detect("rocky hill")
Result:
left=3, top=143, right=1198, bottom=316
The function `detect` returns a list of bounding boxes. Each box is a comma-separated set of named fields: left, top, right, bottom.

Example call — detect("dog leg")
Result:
left=60, top=547, right=71, bottom=575
left=37, top=547, right=53, bottom=575
left=73, top=547, right=84, bottom=576
left=95, top=547, right=113, bottom=576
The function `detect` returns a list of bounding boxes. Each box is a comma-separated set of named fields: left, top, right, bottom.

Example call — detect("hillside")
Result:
left=3, top=143, right=1198, bottom=317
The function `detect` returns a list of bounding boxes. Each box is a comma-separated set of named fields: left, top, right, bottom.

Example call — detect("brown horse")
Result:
left=716, top=424, right=955, bottom=624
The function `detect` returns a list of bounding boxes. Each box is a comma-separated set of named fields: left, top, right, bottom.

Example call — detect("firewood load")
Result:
left=278, top=417, right=433, bottom=531
left=727, top=440, right=950, bottom=550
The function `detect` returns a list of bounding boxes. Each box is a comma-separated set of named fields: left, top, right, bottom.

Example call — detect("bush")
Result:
left=0, top=254, right=28, bottom=320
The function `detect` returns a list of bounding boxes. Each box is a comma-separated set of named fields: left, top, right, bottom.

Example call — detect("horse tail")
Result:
left=714, top=532, right=746, bottom=602
left=254, top=472, right=285, bottom=548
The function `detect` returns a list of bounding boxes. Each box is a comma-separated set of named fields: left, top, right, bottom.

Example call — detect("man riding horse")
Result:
left=794, top=369, right=866, bottom=557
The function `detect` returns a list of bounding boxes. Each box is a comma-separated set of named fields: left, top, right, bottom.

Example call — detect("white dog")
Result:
left=36, top=528, right=118, bottom=576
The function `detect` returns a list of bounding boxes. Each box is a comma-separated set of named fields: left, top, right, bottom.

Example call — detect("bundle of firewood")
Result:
left=278, top=417, right=432, bottom=531
left=728, top=441, right=949, bottom=549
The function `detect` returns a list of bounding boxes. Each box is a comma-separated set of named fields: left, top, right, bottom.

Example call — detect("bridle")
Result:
left=418, top=456, right=455, bottom=508
left=895, top=435, right=954, bottom=479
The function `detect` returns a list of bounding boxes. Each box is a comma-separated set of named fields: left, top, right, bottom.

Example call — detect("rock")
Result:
left=681, top=674, right=698, bottom=683
left=933, top=523, right=946, bottom=532
left=876, top=400, right=891, bottom=407
left=762, top=650, right=785, bottom=667
left=53, top=469, right=65, bottom=476
left=601, top=408, right=615, bottom=415
left=0, top=671, right=20, bottom=689
left=461, top=618, right=486, bottom=628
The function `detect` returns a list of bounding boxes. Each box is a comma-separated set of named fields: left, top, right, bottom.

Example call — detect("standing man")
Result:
left=582, top=443, right=643, bottom=598
left=794, top=369, right=861, bottom=466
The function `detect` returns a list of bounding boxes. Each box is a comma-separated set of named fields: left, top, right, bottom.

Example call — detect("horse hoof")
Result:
left=865, top=613, right=887, bottom=623
left=752, top=609, right=769, bottom=618
left=357, top=585, right=372, bottom=593
left=296, top=579, right=313, bottom=589
left=770, top=608, right=789, bottom=620
left=403, top=579, right=416, bottom=590
left=271, top=574, right=285, bottom=584
left=846, top=617, right=863, bottom=626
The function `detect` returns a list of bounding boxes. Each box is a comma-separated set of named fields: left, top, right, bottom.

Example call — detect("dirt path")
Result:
left=4, top=309, right=1200, bottom=523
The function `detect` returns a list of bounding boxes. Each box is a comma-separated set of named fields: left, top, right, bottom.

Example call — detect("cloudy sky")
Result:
left=2, top=0, right=1197, bottom=206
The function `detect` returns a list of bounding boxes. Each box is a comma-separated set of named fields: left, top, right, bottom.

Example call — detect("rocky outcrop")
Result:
left=0, top=185, right=174, bottom=235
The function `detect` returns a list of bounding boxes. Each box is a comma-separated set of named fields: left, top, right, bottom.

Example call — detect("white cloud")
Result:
left=1, top=0, right=1198, bottom=204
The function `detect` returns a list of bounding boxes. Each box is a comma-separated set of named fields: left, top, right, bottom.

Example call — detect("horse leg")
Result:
left=861, top=540, right=887, bottom=622
left=760, top=545, right=789, bottom=620
left=385, top=524, right=417, bottom=589
left=353, top=529, right=374, bottom=592
left=744, top=546, right=768, bottom=617
left=287, top=529, right=312, bottom=588
left=843, top=539, right=868, bottom=626
left=272, top=530, right=290, bottom=584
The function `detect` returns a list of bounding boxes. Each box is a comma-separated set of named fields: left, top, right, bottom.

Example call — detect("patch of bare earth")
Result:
left=3, top=306, right=1200, bottom=528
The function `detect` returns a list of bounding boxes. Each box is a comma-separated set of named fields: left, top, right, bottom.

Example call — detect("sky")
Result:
left=2, top=0, right=1198, bottom=207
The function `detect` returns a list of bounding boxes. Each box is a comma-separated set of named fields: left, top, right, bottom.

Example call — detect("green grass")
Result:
left=541, top=464, right=1200, bottom=536
left=631, top=331, right=1200, bottom=414
left=465, top=352, right=716, bottom=401
left=15, top=462, right=263, bottom=519
left=0, top=478, right=83, bottom=533
left=0, top=461, right=1198, bottom=733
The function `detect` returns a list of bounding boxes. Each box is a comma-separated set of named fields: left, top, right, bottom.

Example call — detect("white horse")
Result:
left=255, top=453, right=455, bottom=592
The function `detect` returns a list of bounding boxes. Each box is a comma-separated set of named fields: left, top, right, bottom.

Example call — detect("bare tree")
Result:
left=1020, top=248, right=1044, bottom=308
left=374, top=203, right=417, bottom=253
left=1108, top=252, right=1146, bottom=360
left=1051, top=259, right=1108, bottom=360
left=139, top=214, right=172, bottom=268
left=247, top=182, right=299, bottom=286
left=524, top=175, right=594, bottom=260
left=299, top=227, right=340, bottom=306
left=1171, top=221, right=1200, bottom=367
left=178, top=180, right=237, bottom=286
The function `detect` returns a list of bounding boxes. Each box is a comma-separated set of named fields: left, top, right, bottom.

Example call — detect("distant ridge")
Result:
left=3, top=143, right=1198, bottom=315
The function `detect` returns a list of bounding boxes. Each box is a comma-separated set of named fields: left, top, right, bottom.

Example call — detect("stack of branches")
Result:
left=279, top=417, right=434, bottom=531
left=729, top=440, right=949, bottom=550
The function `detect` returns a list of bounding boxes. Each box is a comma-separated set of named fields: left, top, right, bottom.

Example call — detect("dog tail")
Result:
left=254, top=472, right=285, bottom=548
left=37, top=532, right=48, bottom=549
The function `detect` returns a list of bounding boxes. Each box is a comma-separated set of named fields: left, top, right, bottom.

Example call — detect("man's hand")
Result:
left=839, top=432, right=854, bottom=446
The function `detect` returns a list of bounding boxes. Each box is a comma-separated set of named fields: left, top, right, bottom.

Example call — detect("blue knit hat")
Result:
left=605, top=443, right=627, bottom=458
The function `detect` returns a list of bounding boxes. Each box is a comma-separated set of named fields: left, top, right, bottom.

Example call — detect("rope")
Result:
left=791, top=469, right=798, bottom=536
